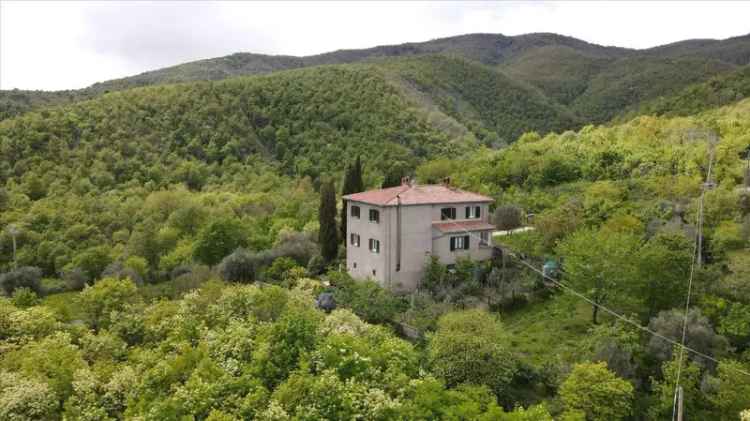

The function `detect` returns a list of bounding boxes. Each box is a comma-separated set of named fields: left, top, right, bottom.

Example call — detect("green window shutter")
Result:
left=464, top=235, right=470, bottom=249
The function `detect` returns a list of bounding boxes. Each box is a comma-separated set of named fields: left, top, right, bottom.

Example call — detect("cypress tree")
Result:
left=352, top=155, right=364, bottom=192
left=340, top=164, right=354, bottom=242
left=340, top=156, right=364, bottom=242
left=319, top=178, right=338, bottom=263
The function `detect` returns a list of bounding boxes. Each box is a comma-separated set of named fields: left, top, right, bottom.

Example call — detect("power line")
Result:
left=673, top=135, right=716, bottom=421
left=446, top=213, right=750, bottom=379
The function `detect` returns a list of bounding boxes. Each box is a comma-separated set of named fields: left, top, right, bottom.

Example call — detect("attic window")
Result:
left=351, top=205, right=360, bottom=218
left=441, top=207, right=456, bottom=220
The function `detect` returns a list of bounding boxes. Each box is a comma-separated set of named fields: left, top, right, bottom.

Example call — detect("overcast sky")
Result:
left=1, top=1, right=749, bottom=91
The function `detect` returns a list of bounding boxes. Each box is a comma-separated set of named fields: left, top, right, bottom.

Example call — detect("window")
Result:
left=368, top=238, right=380, bottom=253
left=369, top=209, right=380, bottom=223
left=480, top=231, right=490, bottom=246
left=353, top=262, right=357, bottom=268
left=351, top=205, right=360, bottom=218
left=350, top=233, right=360, bottom=247
left=449, top=235, right=470, bottom=251
left=441, top=207, right=456, bottom=220
left=372, top=269, right=377, bottom=276
left=466, top=206, right=481, bottom=219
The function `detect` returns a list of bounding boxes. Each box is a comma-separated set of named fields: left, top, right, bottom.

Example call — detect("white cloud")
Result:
left=1, top=1, right=748, bottom=90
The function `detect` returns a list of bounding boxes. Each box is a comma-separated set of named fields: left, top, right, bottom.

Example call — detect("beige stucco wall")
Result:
left=346, top=202, right=388, bottom=285
left=386, top=204, right=433, bottom=292
left=431, top=229, right=494, bottom=265
left=346, top=200, right=494, bottom=292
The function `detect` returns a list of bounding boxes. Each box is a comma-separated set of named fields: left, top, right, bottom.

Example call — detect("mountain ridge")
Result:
left=2, top=31, right=750, bottom=127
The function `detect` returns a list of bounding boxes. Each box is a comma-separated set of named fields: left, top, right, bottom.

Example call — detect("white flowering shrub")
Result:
left=0, top=370, right=57, bottom=421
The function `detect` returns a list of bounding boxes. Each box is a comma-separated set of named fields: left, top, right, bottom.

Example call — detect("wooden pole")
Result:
left=676, top=386, right=684, bottom=421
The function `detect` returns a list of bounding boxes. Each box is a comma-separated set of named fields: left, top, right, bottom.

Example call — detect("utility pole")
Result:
left=673, top=386, right=684, bottom=421
left=6, top=224, right=19, bottom=269
left=697, top=134, right=717, bottom=267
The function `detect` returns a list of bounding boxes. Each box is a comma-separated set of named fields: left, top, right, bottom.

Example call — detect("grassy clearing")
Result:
left=501, top=293, right=598, bottom=366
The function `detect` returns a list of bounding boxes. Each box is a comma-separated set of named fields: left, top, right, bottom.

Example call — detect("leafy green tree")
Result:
left=193, top=218, right=247, bottom=266
left=10, top=287, right=39, bottom=308
left=313, top=323, right=419, bottom=387
left=637, top=232, right=692, bottom=318
left=0, top=187, right=8, bottom=211
left=329, top=273, right=403, bottom=324
left=583, top=321, right=641, bottom=380
left=416, top=158, right=458, bottom=184
left=559, top=362, right=634, bottom=421
left=427, top=309, right=517, bottom=400
left=649, top=355, right=706, bottom=419
left=0, top=370, right=58, bottom=420
left=264, top=257, right=301, bottom=284
left=272, top=370, right=369, bottom=420
left=69, top=246, right=113, bottom=281
left=706, top=360, right=750, bottom=419
left=558, top=228, right=641, bottom=323
left=252, top=303, right=322, bottom=388
left=318, top=178, right=338, bottom=263
left=0, top=332, right=87, bottom=404
left=382, top=161, right=409, bottom=188
left=423, top=255, right=447, bottom=296
left=718, top=302, right=750, bottom=348
left=398, top=378, right=552, bottom=420
left=78, top=277, right=140, bottom=330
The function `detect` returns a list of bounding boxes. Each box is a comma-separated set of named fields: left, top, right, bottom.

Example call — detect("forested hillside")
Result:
left=380, top=55, right=580, bottom=144
left=0, top=64, right=472, bottom=280
left=3, top=94, right=750, bottom=419
left=628, top=65, right=750, bottom=119
left=3, top=32, right=750, bottom=127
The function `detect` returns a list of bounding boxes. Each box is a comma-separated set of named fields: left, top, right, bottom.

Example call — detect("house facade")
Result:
left=343, top=181, right=495, bottom=292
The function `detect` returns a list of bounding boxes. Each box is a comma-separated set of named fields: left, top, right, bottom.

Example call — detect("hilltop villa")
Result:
left=343, top=180, right=496, bottom=292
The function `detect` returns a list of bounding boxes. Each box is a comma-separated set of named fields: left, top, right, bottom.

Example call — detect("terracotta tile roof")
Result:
left=432, top=220, right=496, bottom=233
left=343, top=184, right=493, bottom=206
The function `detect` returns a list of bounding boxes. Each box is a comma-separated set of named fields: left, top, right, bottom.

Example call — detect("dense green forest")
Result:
left=0, top=64, right=468, bottom=279
left=3, top=32, right=750, bottom=420
left=627, top=65, right=750, bottom=119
